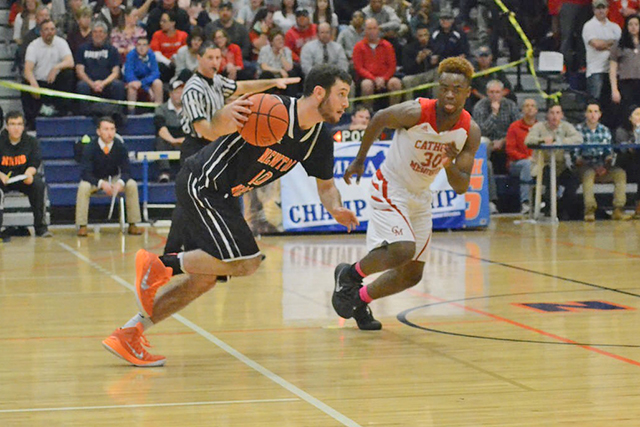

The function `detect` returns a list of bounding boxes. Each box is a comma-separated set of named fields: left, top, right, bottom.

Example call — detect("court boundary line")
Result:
left=0, top=398, right=300, bottom=414
left=57, top=242, right=362, bottom=427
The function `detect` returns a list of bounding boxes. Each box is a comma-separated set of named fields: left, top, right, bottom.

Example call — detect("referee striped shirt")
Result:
left=181, top=71, right=237, bottom=138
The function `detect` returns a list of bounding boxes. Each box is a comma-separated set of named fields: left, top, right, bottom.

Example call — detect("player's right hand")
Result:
left=343, top=160, right=365, bottom=185
left=227, top=94, right=253, bottom=130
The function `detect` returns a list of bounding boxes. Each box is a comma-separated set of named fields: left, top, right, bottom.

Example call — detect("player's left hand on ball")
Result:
left=276, top=77, right=301, bottom=89
left=332, top=207, right=359, bottom=233
left=442, top=143, right=459, bottom=167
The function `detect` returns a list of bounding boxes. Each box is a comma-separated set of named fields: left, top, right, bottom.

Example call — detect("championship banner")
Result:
left=280, top=138, right=490, bottom=232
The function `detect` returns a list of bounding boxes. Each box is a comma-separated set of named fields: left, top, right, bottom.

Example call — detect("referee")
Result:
left=165, top=40, right=299, bottom=252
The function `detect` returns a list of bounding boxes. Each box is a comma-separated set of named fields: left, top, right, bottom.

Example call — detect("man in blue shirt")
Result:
left=575, top=101, right=631, bottom=221
left=124, top=36, right=163, bottom=114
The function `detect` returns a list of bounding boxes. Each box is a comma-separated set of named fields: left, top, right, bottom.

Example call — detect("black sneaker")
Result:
left=332, top=263, right=362, bottom=319
left=353, top=305, right=382, bottom=330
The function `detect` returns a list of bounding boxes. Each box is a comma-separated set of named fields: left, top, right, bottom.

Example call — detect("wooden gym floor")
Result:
left=1, top=218, right=640, bottom=426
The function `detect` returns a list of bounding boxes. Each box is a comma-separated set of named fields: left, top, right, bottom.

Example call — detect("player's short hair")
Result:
left=5, top=110, right=24, bottom=124
left=438, top=57, right=474, bottom=84
left=302, top=64, right=352, bottom=97
left=96, top=116, right=116, bottom=128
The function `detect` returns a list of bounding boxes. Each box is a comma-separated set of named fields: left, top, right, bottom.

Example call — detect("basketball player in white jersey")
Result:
left=332, top=57, right=481, bottom=330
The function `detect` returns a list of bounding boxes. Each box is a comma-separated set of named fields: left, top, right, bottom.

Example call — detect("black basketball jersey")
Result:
left=184, top=96, right=334, bottom=198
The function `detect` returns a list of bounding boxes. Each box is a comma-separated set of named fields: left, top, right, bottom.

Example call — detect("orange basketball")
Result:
left=240, top=93, right=289, bottom=147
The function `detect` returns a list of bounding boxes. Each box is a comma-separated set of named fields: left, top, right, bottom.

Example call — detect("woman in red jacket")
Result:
left=213, top=29, right=245, bottom=80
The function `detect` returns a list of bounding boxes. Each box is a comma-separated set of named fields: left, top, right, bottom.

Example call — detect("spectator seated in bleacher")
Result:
left=249, top=8, right=277, bottom=62
left=124, top=36, right=163, bottom=115
left=615, top=105, right=640, bottom=218
left=150, top=10, right=188, bottom=83
left=110, top=7, right=148, bottom=63
left=16, top=6, right=50, bottom=74
left=429, top=7, right=470, bottom=60
left=97, top=0, right=126, bottom=32
left=468, top=45, right=515, bottom=111
left=213, top=28, right=244, bottom=80
left=75, top=20, right=126, bottom=118
left=401, top=23, right=438, bottom=102
left=66, top=6, right=92, bottom=56
left=146, top=0, right=190, bottom=38
left=13, top=0, right=38, bottom=47
left=56, top=0, right=83, bottom=37
left=300, top=22, right=349, bottom=77
left=312, top=0, right=339, bottom=38
left=237, top=0, right=263, bottom=28
left=0, top=111, right=51, bottom=240
left=175, top=27, right=204, bottom=76
left=362, top=0, right=403, bottom=58
left=353, top=18, right=402, bottom=109
left=349, top=105, right=371, bottom=130
left=575, top=101, right=631, bottom=220
left=506, top=98, right=539, bottom=214
left=22, top=19, right=75, bottom=128
left=154, top=78, right=186, bottom=182
left=258, top=29, right=295, bottom=91
left=336, top=10, right=364, bottom=62
left=273, top=0, right=297, bottom=33
left=525, top=104, right=583, bottom=220
left=284, top=7, right=317, bottom=67
left=75, top=116, right=143, bottom=237
left=409, top=0, right=433, bottom=35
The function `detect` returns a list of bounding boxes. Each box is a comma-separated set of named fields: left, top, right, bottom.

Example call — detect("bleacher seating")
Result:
left=37, top=115, right=176, bottom=213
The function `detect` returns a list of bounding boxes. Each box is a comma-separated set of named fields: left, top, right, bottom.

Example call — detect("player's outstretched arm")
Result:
left=444, top=120, right=481, bottom=194
left=345, top=100, right=422, bottom=185
left=316, top=178, right=360, bottom=232
left=235, top=78, right=302, bottom=96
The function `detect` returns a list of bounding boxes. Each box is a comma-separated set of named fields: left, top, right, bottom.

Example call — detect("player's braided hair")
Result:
left=438, top=57, right=474, bottom=84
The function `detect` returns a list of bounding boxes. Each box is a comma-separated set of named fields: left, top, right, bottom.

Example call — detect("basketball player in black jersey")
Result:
left=102, top=65, right=359, bottom=366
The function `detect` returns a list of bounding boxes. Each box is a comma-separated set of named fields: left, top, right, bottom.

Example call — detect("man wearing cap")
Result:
left=582, top=0, right=621, bottom=101
left=124, top=36, right=163, bottom=115
left=153, top=78, right=185, bottom=182
left=430, top=7, right=470, bottom=60
left=285, top=7, right=317, bottom=64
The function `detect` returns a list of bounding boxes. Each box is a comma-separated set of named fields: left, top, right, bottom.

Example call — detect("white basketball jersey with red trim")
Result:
left=379, top=98, right=471, bottom=194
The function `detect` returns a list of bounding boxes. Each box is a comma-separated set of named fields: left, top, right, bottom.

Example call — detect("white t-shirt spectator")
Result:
left=582, top=16, right=621, bottom=77
left=274, top=10, right=296, bottom=33
left=25, top=35, right=73, bottom=81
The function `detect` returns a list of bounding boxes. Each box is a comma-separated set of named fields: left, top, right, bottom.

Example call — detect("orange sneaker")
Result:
left=102, top=323, right=166, bottom=367
left=135, top=249, right=172, bottom=317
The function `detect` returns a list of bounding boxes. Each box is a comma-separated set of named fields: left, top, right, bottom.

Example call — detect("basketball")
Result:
left=240, top=93, right=289, bottom=147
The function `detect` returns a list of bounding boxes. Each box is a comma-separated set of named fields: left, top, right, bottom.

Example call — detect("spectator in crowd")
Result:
left=56, top=0, right=83, bottom=37
left=362, top=0, right=401, bottom=34
left=75, top=117, right=143, bottom=237
left=336, top=10, right=365, bottom=61
left=410, top=0, right=433, bottom=35
left=111, top=7, right=148, bottom=62
left=124, top=36, right=163, bottom=114
left=237, top=0, right=263, bottom=28
left=353, top=18, right=402, bottom=108
left=0, top=111, right=51, bottom=240
left=175, top=27, right=204, bottom=76
left=249, top=8, right=276, bottom=61
left=582, top=0, right=621, bottom=103
left=205, top=2, right=253, bottom=64
left=66, top=6, right=92, bottom=55
left=274, top=0, right=298, bottom=33
left=430, top=7, right=470, bottom=59
left=468, top=45, right=513, bottom=110
left=575, top=101, right=631, bottom=220
left=610, top=15, right=640, bottom=125
left=213, top=28, right=244, bottom=79
left=75, top=21, right=126, bottom=116
left=472, top=79, right=520, bottom=174
left=300, top=23, right=348, bottom=76
left=506, top=98, right=539, bottom=214
left=258, top=28, right=295, bottom=94
left=525, top=104, right=583, bottom=220
left=17, top=6, right=49, bottom=72
left=150, top=10, right=189, bottom=82
left=608, top=0, right=638, bottom=28
left=22, top=19, right=75, bottom=127
left=401, top=23, right=438, bottom=101
left=284, top=7, right=317, bottom=64
left=312, top=0, right=338, bottom=38
left=559, top=0, right=593, bottom=72
left=349, top=105, right=371, bottom=130
left=154, top=78, right=186, bottom=183
left=13, top=0, right=38, bottom=46
left=146, top=0, right=190, bottom=37
left=334, top=0, right=368, bottom=26
left=615, top=105, right=640, bottom=218
left=196, top=0, right=221, bottom=27
left=97, top=0, right=126, bottom=31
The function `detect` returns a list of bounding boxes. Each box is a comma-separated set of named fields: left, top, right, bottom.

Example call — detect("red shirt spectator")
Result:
left=608, top=0, right=639, bottom=28
left=220, top=43, right=244, bottom=70
left=352, top=38, right=396, bottom=81
left=284, top=8, right=317, bottom=62
left=150, top=29, right=188, bottom=59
